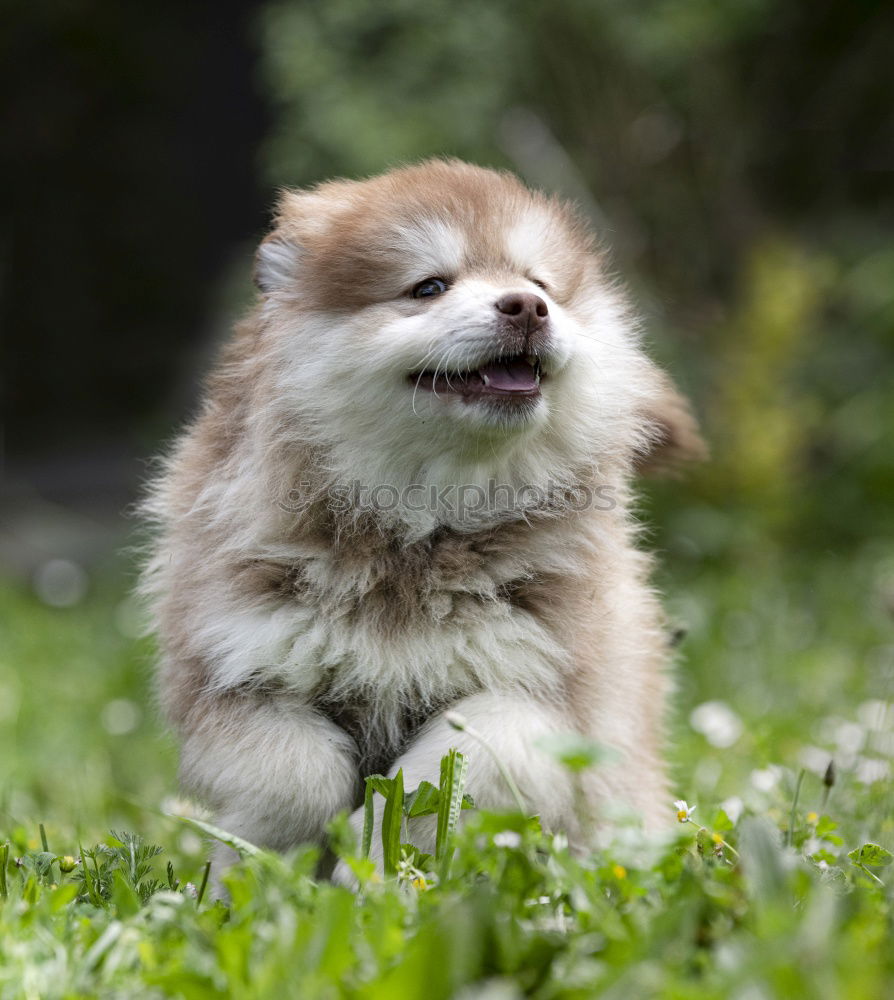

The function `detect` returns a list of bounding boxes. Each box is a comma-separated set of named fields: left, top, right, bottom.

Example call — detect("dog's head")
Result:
left=253, top=159, right=702, bottom=504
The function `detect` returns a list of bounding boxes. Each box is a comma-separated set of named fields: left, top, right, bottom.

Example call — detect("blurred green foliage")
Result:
left=0, top=573, right=176, bottom=833
left=258, top=0, right=894, bottom=550
left=1, top=556, right=893, bottom=997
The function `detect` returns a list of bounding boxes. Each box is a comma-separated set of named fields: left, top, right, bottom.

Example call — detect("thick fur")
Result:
left=141, top=159, right=703, bottom=863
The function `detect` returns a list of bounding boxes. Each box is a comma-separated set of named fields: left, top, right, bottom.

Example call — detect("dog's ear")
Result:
left=254, top=236, right=301, bottom=293
left=635, top=374, right=708, bottom=476
left=255, top=185, right=357, bottom=294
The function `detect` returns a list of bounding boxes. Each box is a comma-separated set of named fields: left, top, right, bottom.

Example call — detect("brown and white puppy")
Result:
left=141, top=159, right=703, bottom=866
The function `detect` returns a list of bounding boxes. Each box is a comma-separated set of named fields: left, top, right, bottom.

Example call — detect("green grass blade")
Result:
left=381, top=768, right=403, bottom=877
left=436, top=749, right=467, bottom=868
left=78, top=843, right=103, bottom=907
left=196, top=860, right=211, bottom=906
left=169, top=815, right=266, bottom=858
left=787, top=768, right=806, bottom=847
left=361, top=777, right=376, bottom=859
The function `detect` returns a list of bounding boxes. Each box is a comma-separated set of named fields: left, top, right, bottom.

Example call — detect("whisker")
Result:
left=442, top=344, right=464, bottom=393
left=430, top=344, right=453, bottom=403
left=411, top=340, right=443, bottom=416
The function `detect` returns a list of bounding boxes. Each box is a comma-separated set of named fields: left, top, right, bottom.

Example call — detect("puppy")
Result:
left=141, top=159, right=703, bottom=866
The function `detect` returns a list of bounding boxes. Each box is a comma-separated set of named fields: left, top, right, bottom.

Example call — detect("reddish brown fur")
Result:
left=143, top=159, right=705, bottom=859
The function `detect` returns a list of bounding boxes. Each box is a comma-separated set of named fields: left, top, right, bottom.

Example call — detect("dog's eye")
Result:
left=530, top=277, right=549, bottom=292
left=412, top=277, right=449, bottom=299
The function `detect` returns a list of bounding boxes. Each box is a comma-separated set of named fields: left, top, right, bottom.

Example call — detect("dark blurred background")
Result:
left=1, top=0, right=268, bottom=560
left=2, top=0, right=893, bottom=578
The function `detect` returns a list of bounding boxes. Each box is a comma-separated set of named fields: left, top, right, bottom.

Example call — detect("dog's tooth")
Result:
left=482, top=373, right=490, bottom=387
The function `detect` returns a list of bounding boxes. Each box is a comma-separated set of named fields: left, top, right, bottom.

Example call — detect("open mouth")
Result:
left=409, top=353, right=544, bottom=401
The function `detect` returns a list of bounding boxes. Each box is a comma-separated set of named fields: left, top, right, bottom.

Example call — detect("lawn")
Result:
left=1, top=536, right=892, bottom=998
left=6, top=0, right=893, bottom=994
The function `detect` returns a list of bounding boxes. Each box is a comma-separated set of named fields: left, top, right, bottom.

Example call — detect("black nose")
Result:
left=495, top=292, right=549, bottom=330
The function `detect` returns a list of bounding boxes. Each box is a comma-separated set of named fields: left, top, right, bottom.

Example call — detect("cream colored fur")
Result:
left=141, top=159, right=702, bottom=869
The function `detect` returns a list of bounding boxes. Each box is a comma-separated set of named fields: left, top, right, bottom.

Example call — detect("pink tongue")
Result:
left=478, top=359, right=537, bottom=391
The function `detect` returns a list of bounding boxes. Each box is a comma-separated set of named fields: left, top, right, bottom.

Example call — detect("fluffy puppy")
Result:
left=141, top=159, right=703, bottom=865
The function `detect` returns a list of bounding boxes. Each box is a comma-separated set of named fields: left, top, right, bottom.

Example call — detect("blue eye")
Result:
left=412, top=277, right=449, bottom=299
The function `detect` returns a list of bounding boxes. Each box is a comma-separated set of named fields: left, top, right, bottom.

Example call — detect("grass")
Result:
left=1, top=538, right=892, bottom=998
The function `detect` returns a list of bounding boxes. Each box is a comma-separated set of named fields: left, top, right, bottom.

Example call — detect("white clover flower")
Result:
left=749, top=767, right=780, bottom=792
left=674, top=799, right=696, bottom=823
left=799, top=746, right=834, bottom=776
left=802, top=837, right=821, bottom=856
left=872, top=730, right=894, bottom=757
left=445, top=711, right=468, bottom=731
left=689, top=700, right=743, bottom=748
left=551, top=832, right=568, bottom=852
left=857, top=700, right=891, bottom=732
left=493, top=831, right=522, bottom=849
left=720, top=796, right=744, bottom=824
left=161, top=796, right=210, bottom=820
left=834, top=720, right=866, bottom=755
left=855, top=757, right=891, bottom=784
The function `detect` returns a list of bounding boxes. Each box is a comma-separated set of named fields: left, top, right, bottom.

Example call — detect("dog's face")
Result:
left=254, top=160, right=699, bottom=498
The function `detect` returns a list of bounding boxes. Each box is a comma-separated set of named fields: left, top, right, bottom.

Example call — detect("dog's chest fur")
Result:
left=239, top=518, right=576, bottom=767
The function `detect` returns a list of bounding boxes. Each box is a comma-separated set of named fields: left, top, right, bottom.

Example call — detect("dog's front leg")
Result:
left=353, top=690, right=580, bottom=869
left=178, top=691, right=360, bottom=874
